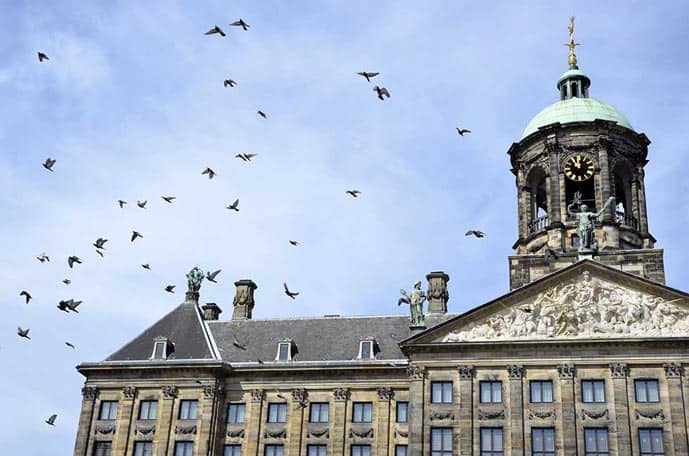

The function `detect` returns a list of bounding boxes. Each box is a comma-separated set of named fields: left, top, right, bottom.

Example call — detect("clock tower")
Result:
left=507, top=17, right=664, bottom=289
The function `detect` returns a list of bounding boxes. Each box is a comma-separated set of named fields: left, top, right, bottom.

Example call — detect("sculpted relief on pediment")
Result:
left=443, top=271, right=688, bottom=342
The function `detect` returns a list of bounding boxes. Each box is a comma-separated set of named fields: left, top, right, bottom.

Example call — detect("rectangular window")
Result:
left=351, top=445, right=371, bottom=456
left=153, top=341, right=166, bottom=359
left=532, top=428, right=555, bottom=456
left=277, top=343, right=290, bottom=361
left=481, top=428, right=504, bottom=456
left=584, top=428, right=609, bottom=456
left=639, top=429, right=664, bottom=455
left=431, top=381, right=453, bottom=403
left=530, top=381, right=554, bottom=403
left=395, top=445, right=408, bottom=456
left=396, top=401, right=408, bottom=423
left=264, top=445, right=284, bottom=456
left=98, top=401, right=118, bottom=420
left=310, top=402, right=329, bottom=423
left=224, top=445, right=241, bottom=456
left=635, top=380, right=660, bottom=403
left=352, top=402, right=372, bottom=422
left=268, top=403, right=287, bottom=423
left=360, top=341, right=373, bottom=359
left=431, top=428, right=453, bottom=456
left=174, top=442, right=194, bottom=456
left=178, top=400, right=198, bottom=420
left=133, top=442, right=153, bottom=456
left=307, top=445, right=327, bottom=456
left=227, top=403, right=246, bottom=424
left=582, top=380, right=606, bottom=403
left=138, top=400, right=158, bottom=420
left=93, top=441, right=112, bottom=456
left=480, top=381, right=502, bottom=404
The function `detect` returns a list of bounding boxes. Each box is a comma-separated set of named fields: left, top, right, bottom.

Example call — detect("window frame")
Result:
left=93, top=441, right=113, bottom=456
left=133, top=441, right=153, bottom=456
left=178, top=400, right=199, bottom=420
left=309, top=402, right=329, bottom=423
left=267, top=402, right=287, bottom=423
left=531, top=427, right=556, bottom=456
left=264, top=444, right=284, bottom=456
left=98, top=401, right=119, bottom=421
left=276, top=342, right=291, bottom=361
left=223, top=444, right=242, bottom=456
left=479, top=381, right=503, bottom=404
left=352, top=402, right=373, bottom=423
left=138, top=400, right=158, bottom=421
left=635, top=379, right=660, bottom=403
left=307, top=444, right=327, bottom=456
left=584, top=428, right=609, bottom=456
left=359, top=340, right=374, bottom=359
left=430, top=427, right=453, bottom=456
left=431, top=381, right=453, bottom=404
left=530, top=380, right=554, bottom=404
left=396, top=401, right=408, bottom=423
left=480, top=427, right=504, bottom=456
left=581, top=379, right=606, bottom=403
left=174, top=441, right=194, bottom=456
left=638, top=428, right=664, bottom=456
left=351, top=444, right=372, bottom=456
left=227, top=403, right=246, bottom=424
left=395, top=445, right=408, bottom=456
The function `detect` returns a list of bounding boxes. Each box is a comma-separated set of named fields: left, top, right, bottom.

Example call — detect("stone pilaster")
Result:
left=407, top=365, right=426, bottom=455
left=156, top=386, right=178, bottom=456
left=288, top=389, right=308, bottom=454
left=73, top=386, right=99, bottom=456
left=332, top=388, right=350, bottom=456
left=557, top=364, right=577, bottom=455
left=609, top=363, right=632, bottom=455
left=597, top=137, right=614, bottom=223
left=245, top=389, right=265, bottom=456
left=507, top=365, right=525, bottom=456
left=197, top=383, right=223, bottom=456
left=116, top=386, right=137, bottom=456
left=376, top=387, right=394, bottom=455
left=458, top=366, right=475, bottom=456
left=664, top=363, right=688, bottom=455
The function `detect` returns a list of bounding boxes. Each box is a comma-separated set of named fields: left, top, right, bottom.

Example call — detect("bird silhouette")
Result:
left=465, top=230, right=485, bottom=238
left=45, top=414, right=57, bottom=426
left=65, top=341, right=76, bottom=349
left=161, top=196, right=176, bottom=203
left=42, top=158, right=56, bottom=171
left=226, top=199, right=240, bottom=212
left=62, top=279, right=71, bottom=285
left=20, top=291, right=32, bottom=304
left=232, top=335, right=247, bottom=350
left=206, top=270, right=222, bottom=283
left=456, top=128, right=471, bottom=136
left=17, top=327, right=30, bottom=339
left=137, top=200, right=147, bottom=209
left=37, top=253, right=50, bottom=263
left=57, top=299, right=81, bottom=313
left=131, top=231, right=143, bottom=242
left=224, top=79, right=237, bottom=88
left=289, top=240, right=299, bottom=246
left=118, top=200, right=127, bottom=208
left=257, top=110, right=267, bottom=119
left=202, top=168, right=216, bottom=179
left=235, top=153, right=257, bottom=162
left=373, top=86, right=390, bottom=100
left=95, top=249, right=104, bottom=258
left=67, top=256, right=82, bottom=268
left=276, top=390, right=286, bottom=400
left=205, top=26, right=226, bottom=36
left=93, top=238, right=108, bottom=249
left=230, top=19, right=250, bottom=30
left=141, top=263, right=151, bottom=270
left=357, top=71, right=379, bottom=82
left=283, top=282, right=299, bottom=299
left=346, top=190, right=362, bottom=198
left=165, top=285, right=176, bottom=293
left=37, top=52, right=49, bottom=62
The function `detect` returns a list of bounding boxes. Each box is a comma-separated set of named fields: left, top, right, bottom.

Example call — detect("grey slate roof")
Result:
left=208, top=314, right=455, bottom=363
left=106, top=301, right=215, bottom=361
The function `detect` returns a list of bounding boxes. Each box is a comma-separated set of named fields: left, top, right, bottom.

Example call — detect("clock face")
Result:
left=564, top=154, right=595, bottom=182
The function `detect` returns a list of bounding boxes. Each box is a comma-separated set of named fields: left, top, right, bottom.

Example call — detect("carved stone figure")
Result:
left=399, top=281, right=426, bottom=327
left=186, top=266, right=205, bottom=293
left=567, top=195, right=615, bottom=251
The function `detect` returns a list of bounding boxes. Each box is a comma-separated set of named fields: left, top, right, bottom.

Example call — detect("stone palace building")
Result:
left=74, top=23, right=689, bottom=456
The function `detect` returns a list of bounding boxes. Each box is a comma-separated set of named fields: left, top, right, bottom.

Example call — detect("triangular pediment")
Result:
left=403, top=260, right=689, bottom=345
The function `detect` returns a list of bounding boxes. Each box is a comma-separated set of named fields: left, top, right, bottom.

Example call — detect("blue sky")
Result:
left=1, top=1, right=688, bottom=453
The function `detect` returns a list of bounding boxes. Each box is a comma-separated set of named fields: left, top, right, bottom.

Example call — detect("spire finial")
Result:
left=564, top=16, right=580, bottom=69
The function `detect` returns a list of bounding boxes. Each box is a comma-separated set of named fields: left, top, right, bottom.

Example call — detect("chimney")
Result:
left=201, top=302, right=222, bottom=321
left=426, top=271, right=450, bottom=313
left=232, top=280, right=257, bottom=320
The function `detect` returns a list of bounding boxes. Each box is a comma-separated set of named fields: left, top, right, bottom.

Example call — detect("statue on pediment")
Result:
left=399, top=281, right=426, bottom=327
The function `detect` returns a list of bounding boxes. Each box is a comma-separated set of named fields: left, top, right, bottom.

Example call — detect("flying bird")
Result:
left=346, top=190, right=362, bottom=198
left=164, top=285, right=176, bottom=293
left=95, top=249, right=104, bottom=258
left=205, top=26, right=226, bottom=36
left=456, top=128, right=471, bottom=136
left=137, top=200, right=147, bottom=209
left=20, top=291, right=32, bottom=304
left=465, top=230, right=485, bottom=238
left=93, top=238, right=108, bottom=249
left=235, top=153, right=257, bottom=162
left=357, top=71, right=379, bottom=82
left=373, top=86, right=390, bottom=100
left=283, top=282, right=299, bottom=299
left=62, top=279, right=71, bottom=285
left=42, top=158, right=56, bottom=171
left=131, top=231, right=143, bottom=242
left=45, top=414, right=57, bottom=426
left=289, top=240, right=299, bottom=246
left=118, top=200, right=127, bottom=208
left=223, top=79, right=237, bottom=87
left=17, top=327, right=30, bottom=339
left=37, top=52, right=49, bottom=62
left=232, top=335, right=247, bottom=350
left=202, top=167, right=216, bottom=179
left=141, top=263, right=151, bottom=270
left=226, top=199, right=240, bottom=212
left=37, top=253, right=50, bottom=263
left=57, top=299, right=81, bottom=313
left=67, top=256, right=82, bottom=268
left=206, top=270, right=221, bottom=283
left=230, top=19, right=250, bottom=30
left=161, top=196, right=176, bottom=203
left=257, top=110, right=267, bottom=119
left=65, top=342, right=76, bottom=349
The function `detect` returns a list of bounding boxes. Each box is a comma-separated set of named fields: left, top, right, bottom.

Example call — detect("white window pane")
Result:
left=583, top=382, right=593, bottom=402
left=594, top=381, right=605, bottom=402
left=442, top=429, right=452, bottom=448
left=544, top=429, right=555, bottom=450
left=493, top=383, right=502, bottom=402
left=533, top=431, right=543, bottom=451
left=652, top=430, right=663, bottom=451
left=481, top=384, right=491, bottom=403
left=494, top=430, right=503, bottom=450
left=598, top=430, right=609, bottom=451
left=648, top=382, right=660, bottom=402
left=543, top=383, right=553, bottom=402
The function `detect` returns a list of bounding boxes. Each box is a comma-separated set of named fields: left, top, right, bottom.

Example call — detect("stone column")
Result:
left=517, top=167, right=529, bottom=240
left=507, top=365, right=525, bottom=456
left=376, top=387, right=394, bottom=456
left=597, top=137, right=614, bottom=223
left=245, top=389, right=265, bottom=456
left=426, top=272, right=449, bottom=314
left=73, top=386, right=99, bottom=456
left=557, top=364, right=577, bottom=455
left=609, top=363, right=632, bottom=455
left=458, top=366, right=475, bottom=456
left=636, top=167, right=650, bottom=236
left=157, top=386, right=178, bottom=456
left=117, top=386, right=137, bottom=456
left=664, top=363, right=689, bottom=455
left=546, top=137, right=562, bottom=225
left=407, top=366, right=426, bottom=455
left=288, top=389, right=308, bottom=454
left=332, top=388, right=350, bottom=456
left=198, top=384, right=223, bottom=456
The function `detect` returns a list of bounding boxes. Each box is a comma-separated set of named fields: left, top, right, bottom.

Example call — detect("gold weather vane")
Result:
left=564, top=16, right=580, bottom=68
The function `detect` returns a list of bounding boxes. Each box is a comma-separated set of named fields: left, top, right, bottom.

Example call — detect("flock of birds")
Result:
left=21, top=17, right=485, bottom=428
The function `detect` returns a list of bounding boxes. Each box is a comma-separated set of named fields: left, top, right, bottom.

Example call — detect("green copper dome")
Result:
left=521, top=97, right=634, bottom=139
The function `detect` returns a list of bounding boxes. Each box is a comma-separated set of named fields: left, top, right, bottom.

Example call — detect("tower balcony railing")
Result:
left=616, top=211, right=638, bottom=230
left=528, top=215, right=550, bottom=235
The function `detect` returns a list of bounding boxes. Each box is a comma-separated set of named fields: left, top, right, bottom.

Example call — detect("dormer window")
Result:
left=358, top=338, right=377, bottom=360
left=276, top=339, right=295, bottom=361
left=152, top=336, right=173, bottom=360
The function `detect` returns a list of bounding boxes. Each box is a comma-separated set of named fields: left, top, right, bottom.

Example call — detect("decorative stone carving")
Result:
left=442, top=272, right=689, bottom=342
left=175, top=423, right=197, bottom=435
left=227, top=428, right=245, bottom=439
left=609, top=363, right=629, bottom=378
left=292, top=388, right=308, bottom=403
left=395, top=429, right=409, bottom=438
left=264, top=428, right=287, bottom=439
left=81, top=386, right=99, bottom=400
left=376, top=387, right=394, bottom=401
left=333, top=388, right=350, bottom=402
left=203, top=384, right=223, bottom=399
left=635, top=409, right=665, bottom=421
left=95, top=423, right=116, bottom=435
left=528, top=410, right=556, bottom=420
left=251, top=389, right=265, bottom=402
left=406, top=365, right=425, bottom=380
left=664, top=362, right=683, bottom=378
left=478, top=409, right=505, bottom=420
left=349, top=428, right=374, bottom=439
left=429, top=410, right=455, bottom=421
left=426, top=271, right=450, bottom=313
left=507, top=364, right=524, bottom=379
left=307, top=427, right=329, bottom=439
left=123, top=386, right=137, bottom=398
left=136, top=424, right=156, bottom=436
left=233, top=280, right=257, bottom=320
left=581, top=408, right=609, bottom=420
left=458, top=365, right=475, bottom=379
left=558, top=364, right=576, bottom=378
left=162, top=385, right=178, bottom=399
